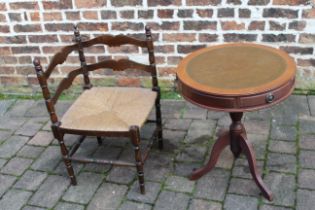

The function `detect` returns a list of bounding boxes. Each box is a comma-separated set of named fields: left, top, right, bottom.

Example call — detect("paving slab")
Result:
left=62, top=172, right=103, bottom=204
left=31, top=146, right=61, bottom=172
left=1, top=157, right=33, bottom=176
left=28, top=175, right=69, bottom=208
left=188, top=199, right=222, bottom=210
left=194, top=168, right=230, bottom=201
left=296, top=189, right=315, bottom=210
left=14, top=170, right=47, bottom=191
left=0, top=135, right=29, bottom=158
left=0, top=99, right=15, bottom=115
left=87, top=183, right=128, bottom=210
left=0, top=189, right=32, bottom=210
left=119, top=201, right=152, bottom=210
left=224, top=194, right=258, bottom=210
left=164, top=175, right=195, bottom=193
left=0, top=174, right=16, bottom=197
left=154, top=191, right=190, bottom=210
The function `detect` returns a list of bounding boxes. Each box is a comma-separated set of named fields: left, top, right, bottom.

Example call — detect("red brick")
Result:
left=155, top=45, right=175, bottom=53
left=9, top=13, right=21, bottom=22
left=177, top=45, right=206, bottom=54
left=18, top=56, right=32, bottom=64
left=83, top=11, right=99, bottom=20
left=148, top=0, right=181, bottom=6
left=248, top=21, right=265, bottom=30
left=0, top=66, right=14, bottom=74
left=117, top=77, right=141, bottom=87
left=178, top=9, right=193, bottom=18
left=0, top=13, right=6, bottom=22
left=43, top=12, right=62, bottom=21
left=30, top=12, right=40, bottom=21
left=280, top=47, right=313, bottom=55
left=269, top=21, right=286, bottom=31
left=186, top=0, right=220, bottom=5
left=16, top=66, right=34, bottom=75
left=167, top=56, right=182, bottom=65
left=78, top=23, right=108, bottom=31
left=12, top=46, right=40, bottom=54
left=138, top=10, right=154, bottom=19
left=163, top=33, right=196, bottom=42
left=297, top=59, right=315, bottom=67
left=239, top=9, right=251, bottom=18
left=75, top=0, right=105, bottom=8
left=65, top=11, right=80, bottom=20
left=224, top=34, right=257, bottom=42
left=221, top=21, right=245, bottom=30
left=0, top=56, right=17, bottom=64
left=9, top=2, right=38, bottom=10
left=111, top=22, right=142, bottom=31
left=158, top=10, right=174, bottom=18
left=198, top=34, right=218, bottom=42
left=273, top=0, right=309, bottom=5
left=248, top=0, right=270, bottom=5
left=263, top=8, right=298, bottom=19
left=0, top=47, right=11, bottom=54
left=299, top=34, right=315, bottom=43
left=0, top=25, right=10, bottom=33
left=101, top=10, right=117, bottom=19
left=184, top=21, right=216, bottom=30
left=262, top=34, right=296, bottom=42
left=45, top=23, right=73, bottom=32
left=112, top=0, right=142, bottom=6
left=0, top=3, right=6, bottom=11
left=196, top=9, right=213, bottom=18
left=148, top=22, right=180, bottom=31
left=120, top=10, right=134, bottom=19
left=14, top=24, right=41, bottom=32
left=29, top=35, right=59, bottom=43
left=289, top=21, right=306, bottom=31
left=303, top=9, right=315, bottom=18
left=84, top=46, right=105, bottom=54
left=227, top=0, right=241, bottom=4
left=1, top=36, right=27, bottom=44
left=43, top=0, right=72, bottom=9
left=218, top=8, right=234, bottom=17
left=0, top=76, right=27, bottom=86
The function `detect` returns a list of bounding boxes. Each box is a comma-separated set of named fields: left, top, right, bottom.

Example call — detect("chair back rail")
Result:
left=44, top=35, right=148, bottom=79
left=34, top=25, right=158, bottom=123
left=50, top=59, right=154, bottom=105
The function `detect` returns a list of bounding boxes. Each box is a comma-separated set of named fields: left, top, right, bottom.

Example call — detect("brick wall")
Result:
left=0, top=0, right=315, bottom=90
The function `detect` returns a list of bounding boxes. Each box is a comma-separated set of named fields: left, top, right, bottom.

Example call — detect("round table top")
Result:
left=176, top=43, right=296, bottom=112
left=177, top=43, right=296, bottom=96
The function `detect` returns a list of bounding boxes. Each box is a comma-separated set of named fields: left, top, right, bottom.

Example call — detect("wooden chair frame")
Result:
left=33, top=25, right=163, bottom=194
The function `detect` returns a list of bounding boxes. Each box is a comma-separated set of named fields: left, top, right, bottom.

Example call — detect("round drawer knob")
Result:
left=266, top=93, right=275, bottom=103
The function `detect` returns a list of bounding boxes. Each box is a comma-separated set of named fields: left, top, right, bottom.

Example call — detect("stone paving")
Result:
left=0, top=95, right=315, bottom=210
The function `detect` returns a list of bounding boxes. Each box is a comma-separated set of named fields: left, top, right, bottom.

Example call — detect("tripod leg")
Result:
left=239, top=133, right=273, bottom=201
left=190, top=131, right=230, bottom=180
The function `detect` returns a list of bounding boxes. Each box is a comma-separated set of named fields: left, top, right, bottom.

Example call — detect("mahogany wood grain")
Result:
left=178, top=43, right=296, bottom=201
left=33, top=26, right=163, bottom=194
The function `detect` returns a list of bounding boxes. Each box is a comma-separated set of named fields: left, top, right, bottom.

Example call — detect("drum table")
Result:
left=176, top=43, right=296, bottom=201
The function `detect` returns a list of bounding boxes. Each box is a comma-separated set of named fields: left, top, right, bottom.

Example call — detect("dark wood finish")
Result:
left=74, top=25, right=92, bottom=90
left=178, top=43, right=296, bottom=201
left=190, top=113, right=273, bottom=201
left=130, top=126, right=145, bottom=194
left=33, top=26, right=163, bottom=194
left=146, top=25, right=163, bottom=150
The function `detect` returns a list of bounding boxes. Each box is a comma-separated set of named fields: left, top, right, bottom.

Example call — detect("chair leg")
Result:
left=130, top=126, right=145, bottom=194
left=155, top=98, right=163, bottom=150
left=97, top=136, right=102, bottom=146
left=57, top=133, right=77, bottom=185
left=51, top=124, right=77, bottom=185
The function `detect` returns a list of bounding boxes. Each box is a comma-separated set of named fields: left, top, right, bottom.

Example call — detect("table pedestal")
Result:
left=189, top=112, right=273, bottom=201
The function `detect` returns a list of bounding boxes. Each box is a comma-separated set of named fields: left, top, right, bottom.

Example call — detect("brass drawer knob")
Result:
left=266, top=93, right=275, bottom=103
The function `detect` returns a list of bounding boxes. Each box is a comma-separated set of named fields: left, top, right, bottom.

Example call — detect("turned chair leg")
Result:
left=97, top=136, right=102, bottom=146
left=130, top=126, right=145, bottom=194
left=155, top=99, right=163, bottom=150
left=55, top=132, right=77, bottom=185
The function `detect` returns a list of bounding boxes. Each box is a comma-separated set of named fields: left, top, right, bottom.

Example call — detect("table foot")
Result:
left=189, top=112, right=273, bottom=201
left=189, top=130, right=229, bottom=180
left=239, top=133, right=273, bottom=201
